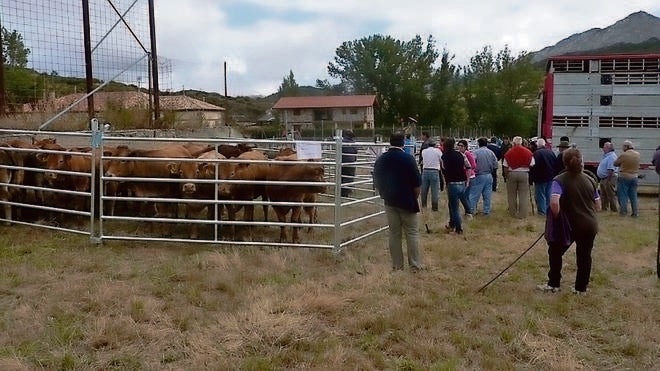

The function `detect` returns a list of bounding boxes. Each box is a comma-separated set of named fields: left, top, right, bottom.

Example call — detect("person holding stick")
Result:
left=537, top=148, right=601, bottom=295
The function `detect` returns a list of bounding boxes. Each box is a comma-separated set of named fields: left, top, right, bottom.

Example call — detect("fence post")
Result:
left=332, top=129, right=343, bottom=254
left=90, top=118, right=102, bottom=244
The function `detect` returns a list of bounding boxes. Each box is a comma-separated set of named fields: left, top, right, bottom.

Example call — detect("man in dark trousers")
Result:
left=341, top=130, right=358, bottom=197
left=487, top=137, right=502, bottom=191
left=373, top=132, right=423, bottom=271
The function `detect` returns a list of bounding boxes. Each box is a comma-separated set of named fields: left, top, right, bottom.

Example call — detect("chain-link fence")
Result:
left=0, top=0, right=170, bottom=129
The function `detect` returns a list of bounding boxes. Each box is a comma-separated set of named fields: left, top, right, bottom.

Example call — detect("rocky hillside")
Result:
left=531, top=11, right=660, bottom=63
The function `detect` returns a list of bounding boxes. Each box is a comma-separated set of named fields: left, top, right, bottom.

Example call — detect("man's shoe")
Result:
left=571, top=287, right=587, bottom=296
left=536, top=284, right=560, bottom=293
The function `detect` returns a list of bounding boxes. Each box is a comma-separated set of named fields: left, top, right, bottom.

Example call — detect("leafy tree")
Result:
left=2, top=27, right=30, bottom=68
left=326, top=34, right=438, bottom=127
left=423, top=49, right=463, bottom=130
left=315, top=78, right=347, bottom=95
left=461, top=45, right=543, bottom=136
left=277, top=70, right=299, bottom=97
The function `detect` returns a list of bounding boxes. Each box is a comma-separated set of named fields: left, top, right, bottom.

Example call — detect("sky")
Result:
left=152, top=1, right=659, bottom=97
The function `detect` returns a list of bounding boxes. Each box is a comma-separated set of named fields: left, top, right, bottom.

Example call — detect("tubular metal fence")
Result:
left=0, top=128, right=389, bottom=253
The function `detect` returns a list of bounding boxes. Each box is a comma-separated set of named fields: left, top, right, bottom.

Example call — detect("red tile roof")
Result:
left=272, top=95, right=377, bottom=109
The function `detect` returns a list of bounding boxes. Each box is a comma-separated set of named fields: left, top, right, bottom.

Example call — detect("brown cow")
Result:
left=39, top=144, right=95, bottom=214
left=4, top=139, right=53, bottom=206
left=0, top=146, right=14, bottom=223
left=182, top=142, right=215, bottom=157
left=218, top=150, right=270, bottom=240
left=218, top=143, right=253, bottom=158
left=267, top=154, right=326, bottom=243
left=273, top=151, right=322, bottom=231
left=104, top=144, right=192, bottom=230
left=177, top=150, right=232, bottom=239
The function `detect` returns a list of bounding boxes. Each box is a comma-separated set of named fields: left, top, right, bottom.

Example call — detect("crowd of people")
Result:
left=373, top=131, right=651, bottom=295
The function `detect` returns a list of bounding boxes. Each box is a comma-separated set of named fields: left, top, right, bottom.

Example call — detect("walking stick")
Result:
left=419, top=201, right=431, bottom=234
left=477, top=232, right=545, bottom=293
left=529, top=184, right=535, bottom=215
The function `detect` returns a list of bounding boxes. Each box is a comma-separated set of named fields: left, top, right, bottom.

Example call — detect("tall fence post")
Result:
left=90, top=118, right=101, bottom=243
left=332, top=129, right=343, bottom=254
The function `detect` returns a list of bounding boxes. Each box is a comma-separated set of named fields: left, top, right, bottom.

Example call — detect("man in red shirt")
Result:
left=503, top=136, right=535, bottom=219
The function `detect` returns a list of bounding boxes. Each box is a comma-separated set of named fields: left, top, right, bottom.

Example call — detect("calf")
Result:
left=177, top=150, right=232, bottom=239
left=218, top=143, right=253, bottom=158
left=219, top=150, right=270, bottom=240
left=40, top=144, right=95, bottom=213
left=0, top=146, right=13, bottom=223
left=104, top=144, right=192, bottom=230
left=267, top=155, right=326, bottom=243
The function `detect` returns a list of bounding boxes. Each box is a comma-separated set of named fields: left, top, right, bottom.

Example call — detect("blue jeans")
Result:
left=447, top=182, right=465, bottom=232
left=421, top=169, right=440, bottom=211
left=460, top=181, right=473, bottom=215
left=617, top=177, right=639, bottom=216
left=469, top=173, right=493, bottom=215
left=534, top=181, right=552, bottom=215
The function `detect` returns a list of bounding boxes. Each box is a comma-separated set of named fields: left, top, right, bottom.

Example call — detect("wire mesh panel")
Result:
left=0, top=0, right=170, bottom=126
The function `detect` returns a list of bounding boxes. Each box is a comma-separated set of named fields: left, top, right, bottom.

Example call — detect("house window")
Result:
left=313, top=109, right=332, bottom=121
left=350, top=108, right=358, bottom=115
left=293, top=109, right=301, bottom=116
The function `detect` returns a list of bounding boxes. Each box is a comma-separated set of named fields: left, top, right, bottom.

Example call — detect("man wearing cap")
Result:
left=420, top=139, right=443, bottom=211
left=596, top=142, right=618, bottom=212
left=614, top=140, right=641, bottom=217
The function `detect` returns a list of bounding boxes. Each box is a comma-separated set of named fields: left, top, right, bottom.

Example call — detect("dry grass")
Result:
left=0, top=191, right=658, bottom=370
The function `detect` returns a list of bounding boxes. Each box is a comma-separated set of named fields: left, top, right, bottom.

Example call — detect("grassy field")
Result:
left=0, top=190, right=658, bottom=370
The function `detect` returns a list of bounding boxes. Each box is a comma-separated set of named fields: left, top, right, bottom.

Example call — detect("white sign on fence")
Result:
left=295, top=141, right=322, bottom=159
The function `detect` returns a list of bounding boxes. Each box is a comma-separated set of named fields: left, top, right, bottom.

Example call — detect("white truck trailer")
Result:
left=537, top=54, right=660, bottom=190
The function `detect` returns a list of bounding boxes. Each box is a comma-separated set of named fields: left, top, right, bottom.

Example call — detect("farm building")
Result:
left=272, top=95, right=377, bottom=135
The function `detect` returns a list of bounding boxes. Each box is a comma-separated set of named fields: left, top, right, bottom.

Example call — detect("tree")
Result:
left=326, top=34, right=438, bottom=127
left=460, top=45, right=543, bottom=136
left=423, top=49, right=463, bottom=129
left=2, top=27, right=35, bottom=109
left=2, top=27, right=30, bottom=68
left=278, top=70, right=299, bottom=97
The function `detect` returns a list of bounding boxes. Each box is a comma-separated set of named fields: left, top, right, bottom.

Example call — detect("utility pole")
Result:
left=224, top=61, right=228, bottom=97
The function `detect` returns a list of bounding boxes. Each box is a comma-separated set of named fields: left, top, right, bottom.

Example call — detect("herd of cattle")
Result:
left=0, top=137, right=330, bottom=243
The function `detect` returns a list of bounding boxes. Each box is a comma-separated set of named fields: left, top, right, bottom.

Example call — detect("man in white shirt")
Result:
left=420, top=139, right=443, bottom=211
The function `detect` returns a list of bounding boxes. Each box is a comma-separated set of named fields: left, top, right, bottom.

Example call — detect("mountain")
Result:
left=530, top=11, right=660, bottom=63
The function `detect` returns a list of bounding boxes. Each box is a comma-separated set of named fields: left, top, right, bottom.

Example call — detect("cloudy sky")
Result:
left=154, top=1, right=659, bottom=97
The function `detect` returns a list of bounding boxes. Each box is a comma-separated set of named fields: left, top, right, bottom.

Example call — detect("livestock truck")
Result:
left=538, top=54, right=660, bottom=191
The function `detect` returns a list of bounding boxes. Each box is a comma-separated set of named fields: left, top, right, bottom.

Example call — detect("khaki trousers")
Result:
left=599, top=176, right=618, bottom=212
left=506, top=171, right=530, bottom=219
left=384, top=205, right=422, bottom=271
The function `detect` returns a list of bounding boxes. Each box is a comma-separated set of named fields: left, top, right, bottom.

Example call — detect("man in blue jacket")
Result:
left=373, top=132, right=423, bottom=271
